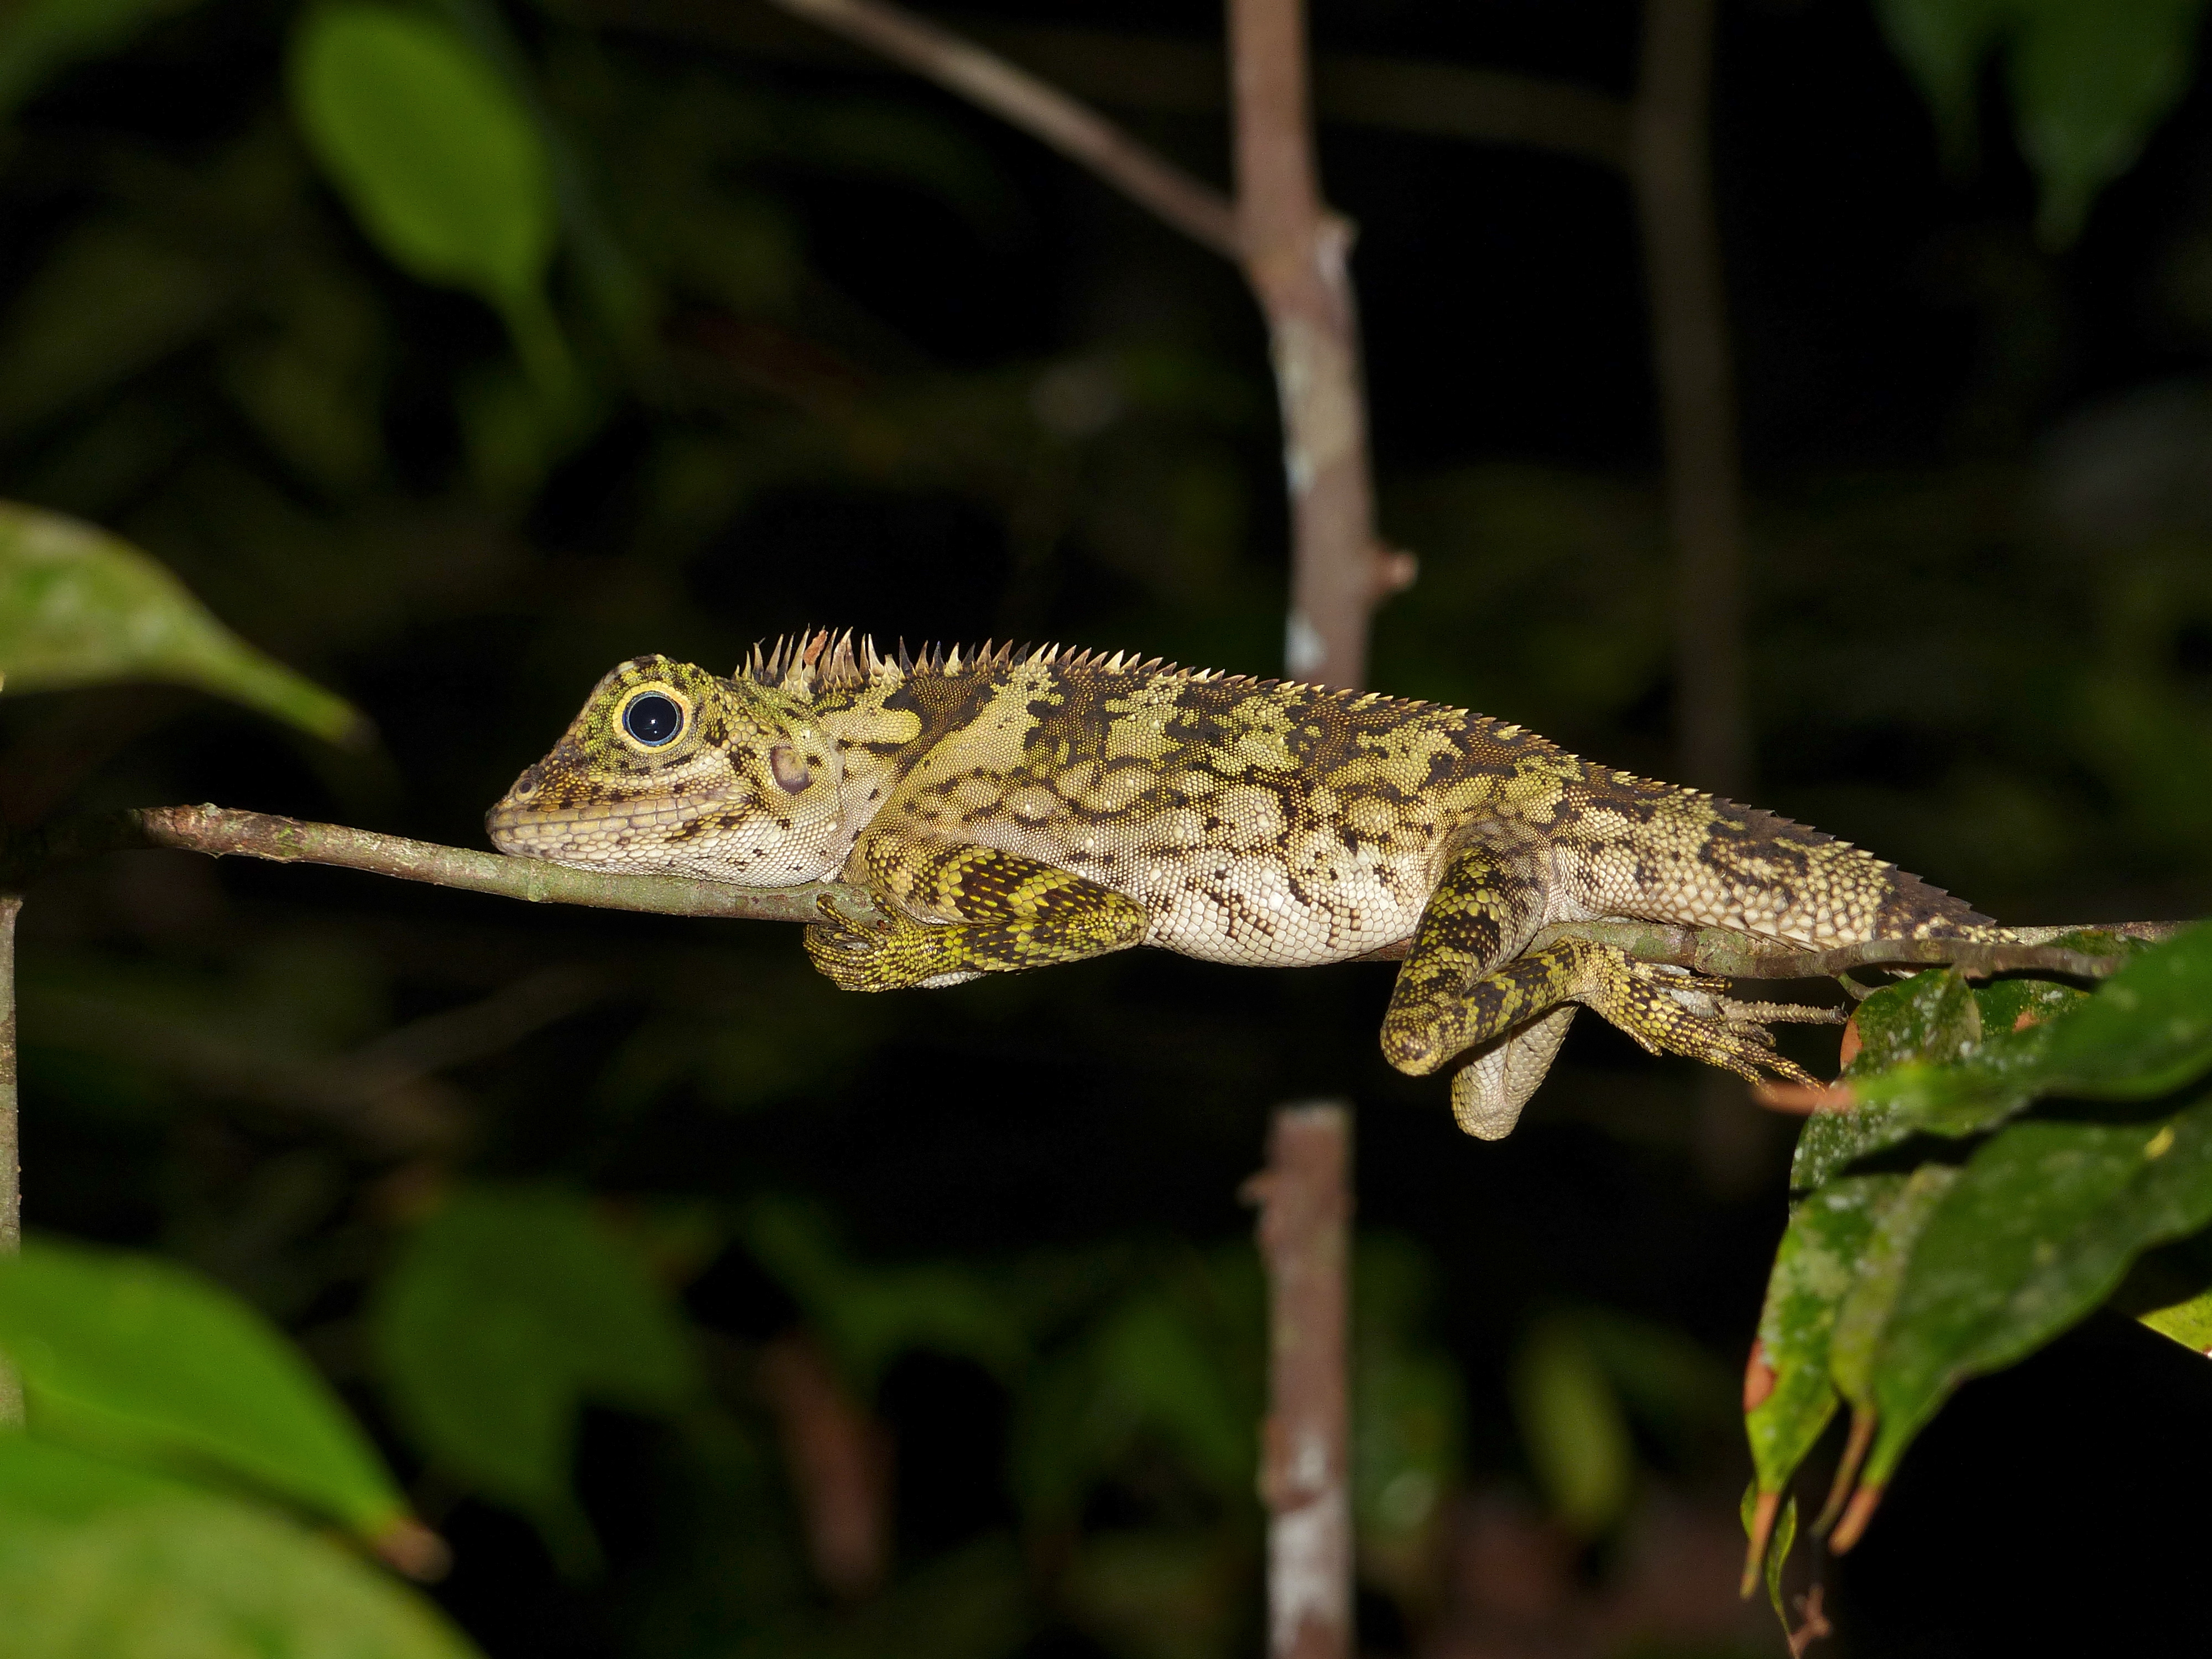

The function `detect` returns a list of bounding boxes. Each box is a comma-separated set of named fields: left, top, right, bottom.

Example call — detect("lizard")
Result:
left=486, top=631, right=2005, bottom=1139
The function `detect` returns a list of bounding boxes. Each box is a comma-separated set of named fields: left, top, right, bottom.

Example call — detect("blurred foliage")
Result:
left=1877, top=0, right=2211, bottom=242
left=372, top=1186, right=701, bottom=1570
left=0, top=1243, right=472, bottom=1658
left=0, top=499, right=362, bottom=740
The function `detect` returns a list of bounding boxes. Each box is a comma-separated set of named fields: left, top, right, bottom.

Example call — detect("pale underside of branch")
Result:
left=0, top=805, right=2175, bottom=987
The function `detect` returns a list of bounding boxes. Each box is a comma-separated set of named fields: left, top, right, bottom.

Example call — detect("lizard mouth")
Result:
left=484, top=790, right=729, bottom=860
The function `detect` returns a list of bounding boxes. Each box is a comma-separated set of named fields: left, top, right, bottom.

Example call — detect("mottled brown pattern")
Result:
left=488, top=633, right=2006, bottom=1136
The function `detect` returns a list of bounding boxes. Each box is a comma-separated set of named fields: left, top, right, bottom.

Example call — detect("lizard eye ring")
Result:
left=619, top=686, right=689, bottom=750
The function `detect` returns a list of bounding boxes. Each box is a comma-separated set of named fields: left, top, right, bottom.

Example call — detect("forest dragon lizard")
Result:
left=488, top=633, right=2004, bottom=1138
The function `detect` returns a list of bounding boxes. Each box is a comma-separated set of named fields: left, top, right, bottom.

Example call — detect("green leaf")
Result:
left=0, top=1441, right=477, bottom=1659
left=0, top=1431, right=198, bottom=1523
left=1807, top=927, right=2212, bottom=1178
left=1510, top=1316, right=1632, bottom=1537
left=2010, top=0, right=2210, bottom=244
left=1862, top=1092, right=2212, bottom=1488
left=0, top=501, right=364, bottom=743
left=0, top=1239, right=409, bottom=1540
left=0, top=0, right=208, bottom=119
left=1739, top=1482, right=1799, bottom=1631
left=1766, top=1494, right=1798, bottom=1626
left=1828, top=1163, right=1960, bottom=1418
left=289, top=2, right=568, bottom=390
left=1794, top=967, right=1980, bottom=1188
left=2135, top=1285, right=2212, bottom=1354
left=2109, top=1230, right=2212, bottom=1354
left=1746, top=1174, right=1906, bottom=1495
left=371, top=1186, right=700, bottom=1565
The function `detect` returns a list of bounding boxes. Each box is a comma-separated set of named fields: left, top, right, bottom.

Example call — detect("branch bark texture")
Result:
left=1244, top=1102, right=1352, bottom=1659
left=1631, top=0, right=1747, bottom=797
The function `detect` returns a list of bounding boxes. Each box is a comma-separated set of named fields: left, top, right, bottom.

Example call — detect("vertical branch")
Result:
left=1, top=893, right=22, bottom=1428
left=1227, top=0, right=1405, bottom=691
left=1244, top=1102, right=1352, bottom=1659
left=1631, top=0, right=1747, bottom=799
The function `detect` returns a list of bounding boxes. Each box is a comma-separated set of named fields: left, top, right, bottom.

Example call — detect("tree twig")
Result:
left=0, top=806, right=2171, bottom=985
left=595, top=2, right=1635, bottom=169
left=0, top=805, right=886, bottom=930
left=741, top=0, right=1405, bottom=689
left=758, top=0, right=1241, bottom=257
left=1229, top=0, right=1405, bottom=691
left=1243, top=1103, right=1352, bottom=1659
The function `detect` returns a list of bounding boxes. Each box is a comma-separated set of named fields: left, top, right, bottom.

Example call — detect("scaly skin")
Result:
left=487, top=632, right=2006, bottom=1138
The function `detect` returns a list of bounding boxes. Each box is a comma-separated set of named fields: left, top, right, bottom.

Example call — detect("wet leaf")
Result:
left=1794, top=969, right=1978, bottom=1189
left=1808, top=927, right=2212, bottom=1178
left=1739, top=1482, right=1799, bottom=1630
left=1747, top=1174, right=1905, bottom=1495
left=0, top=1239, right=408, bottom=1539
left=371, top=1186, right=700, bottom=1566
left=0, top=502, right=363, bottom=742
left=2134, top=1286, right=2212, bottom=1355
left=1862, top=1092, right=2212, bottom=1488
left=289, top=3, right=567, bottom=389
left=0, top=1439, right=476, bottom=1659
left=2109, top=1231, right=2212, bottom=1355
left=1829, top=1164, right=1961, bottom=1419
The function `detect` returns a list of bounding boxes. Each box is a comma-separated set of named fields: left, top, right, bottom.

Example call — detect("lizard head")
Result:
left=487, top=654, right=851, bottom=884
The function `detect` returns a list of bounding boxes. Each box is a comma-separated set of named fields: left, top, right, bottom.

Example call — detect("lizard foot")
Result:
left=804, top=913, right=958, bottom=992
left=1581, top=953, right=1819, bottom=1087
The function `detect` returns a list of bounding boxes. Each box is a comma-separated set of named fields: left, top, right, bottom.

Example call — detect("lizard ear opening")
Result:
left=769, top=743, right=812, bottom=794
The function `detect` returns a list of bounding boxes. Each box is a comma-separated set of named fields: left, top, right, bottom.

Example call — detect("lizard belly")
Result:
left=1136, top=845, right=1428, bottom=967
left=925, top=815, right=1427, bottom=967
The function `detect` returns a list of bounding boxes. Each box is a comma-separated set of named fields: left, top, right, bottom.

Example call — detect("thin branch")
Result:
left=594, top=3, right=1634, bottom=170
left=0, top=805, right=887, bottom=931
left=1243, top=1103, right=1352, bottom=1659
left=0, top=807, right=2169, bottom=985
left=1, top=892, right=20, bottom=1427
left=732, top=0, right=1404, bottom=689
left=1230, top=0, right=1404, bottom=692
left=757, top=0, right=1241, bottom=257
left=1631, top=0, right=1748, bottom=799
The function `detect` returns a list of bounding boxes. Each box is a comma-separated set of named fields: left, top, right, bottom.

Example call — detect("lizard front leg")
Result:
left=805, top=832, right=1148, bottom=992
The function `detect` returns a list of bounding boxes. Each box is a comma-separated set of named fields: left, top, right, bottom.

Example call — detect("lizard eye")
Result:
left=769, top=744, right=812, bottom=794
left=623, top=691, right=685, bottom=748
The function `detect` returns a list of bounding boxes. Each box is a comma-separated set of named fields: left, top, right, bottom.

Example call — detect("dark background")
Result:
left=6, top=0, right=2212, bottom=1653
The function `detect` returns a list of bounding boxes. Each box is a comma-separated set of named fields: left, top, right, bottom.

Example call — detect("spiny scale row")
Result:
left=735, top=626, right=1399, bottom=707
